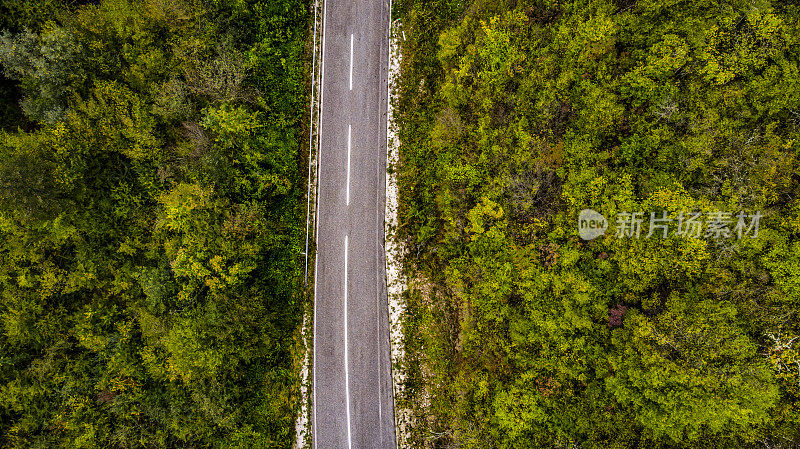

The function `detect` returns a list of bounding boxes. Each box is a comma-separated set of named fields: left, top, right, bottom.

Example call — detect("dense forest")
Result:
left=0, top=0, right=309, bottom=447
left=394, top=0, right=800, bottom=447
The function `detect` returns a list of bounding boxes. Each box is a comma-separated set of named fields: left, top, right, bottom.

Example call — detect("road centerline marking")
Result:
left=344, top=235, right=353, bottom=449
left=350, top=34, right=354, bottom=90
left=347, top=124, right=351, bottom=206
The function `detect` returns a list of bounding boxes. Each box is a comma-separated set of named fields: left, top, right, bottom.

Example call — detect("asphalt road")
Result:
left=312, top=0, right=395, bottom=447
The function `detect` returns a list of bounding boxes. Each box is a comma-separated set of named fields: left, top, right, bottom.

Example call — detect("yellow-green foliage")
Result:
left=395, top=0, right=800, bottom=447
left=0, top=0, right=308, bottom=446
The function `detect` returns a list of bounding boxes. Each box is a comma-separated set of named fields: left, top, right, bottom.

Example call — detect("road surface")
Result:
left=312, top=0, right=395, bottom=447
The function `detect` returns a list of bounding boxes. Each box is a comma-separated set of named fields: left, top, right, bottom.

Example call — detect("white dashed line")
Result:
left=350, top=34, right=354, bottom=90
left=344, top=235, right=353, bottom=449
left=346, top=124, right=351, bottom=206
